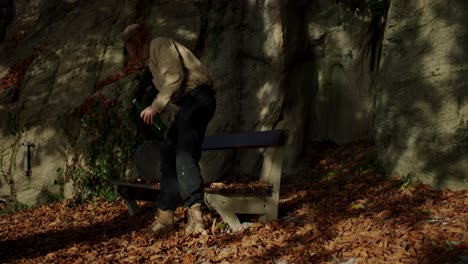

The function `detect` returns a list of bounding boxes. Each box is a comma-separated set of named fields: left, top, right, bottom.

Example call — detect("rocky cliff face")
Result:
left=0, top=0, right=465, bottom=206
left=375, top=0, right=468, bottom=190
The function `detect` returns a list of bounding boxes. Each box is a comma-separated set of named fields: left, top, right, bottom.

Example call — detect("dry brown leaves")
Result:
left=93, top=65, right=144, bottom=91
left=209, top=182, right=271, bottom=190
left=0, top=44, right=47, bottom=91
left=0, top=143, right=466, bottom=263
left=205, top=182, right=272, bottom=195
left=0, top=43, right=141, bottom=93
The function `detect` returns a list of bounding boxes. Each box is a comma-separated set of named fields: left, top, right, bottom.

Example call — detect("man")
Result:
left=121, top=24, right=216, bottom=235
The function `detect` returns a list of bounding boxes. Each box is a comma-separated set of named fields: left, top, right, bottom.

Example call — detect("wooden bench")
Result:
left=112, top=129, right=287, bottom=230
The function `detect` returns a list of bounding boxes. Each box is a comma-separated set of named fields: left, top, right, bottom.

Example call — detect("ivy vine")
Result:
left=65, top=94, right=142, bottom=203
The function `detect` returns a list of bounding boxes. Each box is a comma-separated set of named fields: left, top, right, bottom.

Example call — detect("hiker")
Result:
left=121, top=24, right=216, bottom=235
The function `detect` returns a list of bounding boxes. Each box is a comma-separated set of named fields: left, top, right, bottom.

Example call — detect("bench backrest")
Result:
left=202, top=129, right=286, bottom=189
left=201, top=130, right=286, bottom=150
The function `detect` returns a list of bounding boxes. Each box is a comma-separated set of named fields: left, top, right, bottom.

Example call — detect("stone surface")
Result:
left=63, top=181, right=75, bottom=200
left=0, top=0, right=387, bottom=204
left=375, top=0, right=468, bottom=189
left=16, top=188, right=45, bottom=206
left=305, top=2, right=375, bottom=144
left=1, top=0, right=466, bottom=206
left=9, top=125, right=68, bottom=200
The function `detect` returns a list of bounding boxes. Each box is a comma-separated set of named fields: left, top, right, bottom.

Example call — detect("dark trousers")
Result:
left=157, top=85, right=216, bottom=210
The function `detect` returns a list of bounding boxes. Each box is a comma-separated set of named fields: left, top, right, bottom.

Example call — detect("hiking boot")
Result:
left=185, top=203, right=205, bottom=235
left=149, top=209, right=174, bottom=236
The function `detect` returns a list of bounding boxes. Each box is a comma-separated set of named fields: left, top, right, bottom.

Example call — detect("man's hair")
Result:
left=123, top=23, right=150, bottom=68
left=122, top=23, right=150, bottom=43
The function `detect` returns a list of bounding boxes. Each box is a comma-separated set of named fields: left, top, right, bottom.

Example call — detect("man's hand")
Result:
left=140, top=106, right=158, bottom=124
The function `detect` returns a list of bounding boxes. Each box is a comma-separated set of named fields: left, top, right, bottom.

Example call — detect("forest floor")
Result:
left=1, top=142, right=467, bottom=264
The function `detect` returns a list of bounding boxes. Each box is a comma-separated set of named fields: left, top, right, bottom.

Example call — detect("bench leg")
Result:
left=113, top=184, right=141, bottom=216
left=205, top=194, right=275, bottom=230
left=259, top=197, right=278, bottom=222
left=218, top=210, right=242, bottom=231
left=258, top=146, right=283, bottom=222
left=205, top=194, right=242, bottom=231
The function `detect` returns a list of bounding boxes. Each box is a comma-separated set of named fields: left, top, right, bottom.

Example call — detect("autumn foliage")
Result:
left=93, top=65, right=144, bottom=91
left=0, top=143, right=466, bottom=263
left=0, top=42, right=140, bottom=93
left=0, top=44, right=47, bottom=91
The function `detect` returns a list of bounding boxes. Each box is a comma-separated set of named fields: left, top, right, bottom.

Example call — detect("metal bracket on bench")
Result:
left=124, top=199, right=140, bottom=216
left=113, top=184, right=140, bottom=216
left=111, top=181, right=161, bottom=216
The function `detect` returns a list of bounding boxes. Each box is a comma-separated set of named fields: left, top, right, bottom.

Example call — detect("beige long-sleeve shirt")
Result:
left=147, top=37, right=213, bottom=112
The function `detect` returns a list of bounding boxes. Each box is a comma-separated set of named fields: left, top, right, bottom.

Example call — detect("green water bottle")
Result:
left=132, top=98, right=166, bottom=139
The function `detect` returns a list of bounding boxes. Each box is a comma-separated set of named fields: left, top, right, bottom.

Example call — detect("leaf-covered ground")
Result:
left=1, top=143, right=467, bottom=263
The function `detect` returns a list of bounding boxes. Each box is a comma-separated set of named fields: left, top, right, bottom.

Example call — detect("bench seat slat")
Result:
left=204, top=187, right=272, bottom=196
left=112, top=181, right=161, bottom=202
left=113, top=181, right=273, bottom=200
left=111, top=181, right=160, bottom=190
left=201, top=130, right=285, bottom=150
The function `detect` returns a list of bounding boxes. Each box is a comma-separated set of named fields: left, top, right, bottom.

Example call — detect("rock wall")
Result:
left=375, top=0, right=468, bottom=189
left=0, top=0, right=15, bottom=42
left=0, top=0, right=143, bottom=205
left=304, top=1, right=376, bottom=145
left=0, top=0, right=291, bottom=205
left=3, top=0, right=465, bottom=206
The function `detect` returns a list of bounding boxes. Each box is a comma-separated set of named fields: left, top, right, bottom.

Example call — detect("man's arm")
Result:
left=150, top=38, right=184, bottom=113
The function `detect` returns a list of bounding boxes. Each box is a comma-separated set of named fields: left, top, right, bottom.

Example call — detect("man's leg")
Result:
left=175, top=87, right=215, bottom=234
left=149, top=121, right=179, bottom=235
left=156, top=123, right=180, bottom=211
left=175, top=87, right=216, bottom=208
